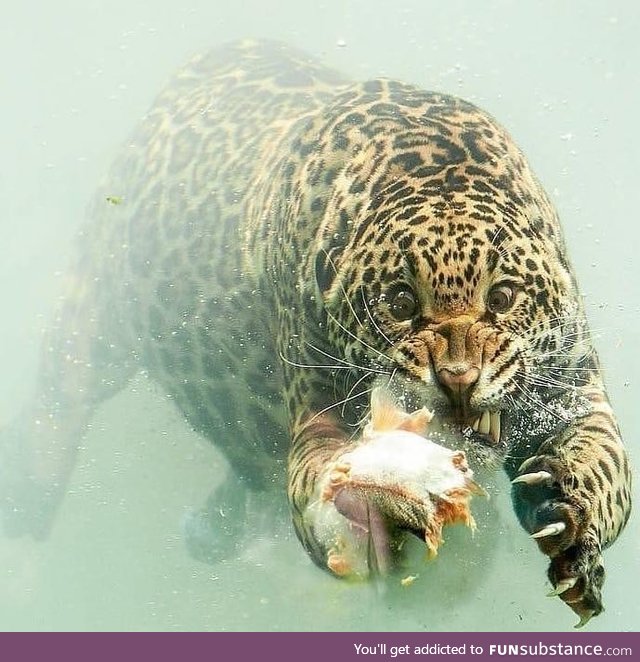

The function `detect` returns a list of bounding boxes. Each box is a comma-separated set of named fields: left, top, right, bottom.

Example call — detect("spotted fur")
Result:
left=0, top=40, right=631, bottom=625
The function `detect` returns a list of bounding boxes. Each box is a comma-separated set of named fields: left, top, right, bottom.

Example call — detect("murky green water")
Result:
left=1, top=0, right=638, bottom=632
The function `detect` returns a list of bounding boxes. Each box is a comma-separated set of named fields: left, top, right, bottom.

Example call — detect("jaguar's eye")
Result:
left=487, top=283, right=516, bottom=314
left=389, top=287, right=417, bottom=321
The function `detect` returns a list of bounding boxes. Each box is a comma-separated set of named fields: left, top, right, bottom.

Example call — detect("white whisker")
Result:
left=360, top=287, right=393, bottom=347
left=279, top=351, right=362, bottom=372
left=305, top=387, right=374, bottom=428
left=303, top=342, right=391, bottom=375
left=513, top=376, right=570, bottom=423
left=322, top=248, right=364, bottom=329
left=341, top=372, right=371, bottom=418
left=536, top=343, right=596, bottom=361
left=541, top=364, right=598, bottom=373
left=326, top=309, right=393, bottom=365
left=521, top=373, right=579, bottom=391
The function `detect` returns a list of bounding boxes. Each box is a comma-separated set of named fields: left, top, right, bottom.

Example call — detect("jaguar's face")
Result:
left=321, top=208, right=584, bottom=459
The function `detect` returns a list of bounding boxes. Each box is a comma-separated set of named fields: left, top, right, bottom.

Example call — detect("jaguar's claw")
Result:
left=546, top=576, right=578, bottom=597
left=531, top=521, right=566, bottom=539
left=511, top=470, right=553, bottom=486
left=574, top=610, right=595, bottom=629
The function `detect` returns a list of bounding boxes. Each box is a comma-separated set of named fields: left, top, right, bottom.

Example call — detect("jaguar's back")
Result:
left=36, top=41, right=350, bottom=485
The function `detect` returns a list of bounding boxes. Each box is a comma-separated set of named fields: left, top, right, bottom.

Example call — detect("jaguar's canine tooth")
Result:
left=531, top=521, right=566, bottom=539
left=489, top=411, right=501, bottom=444
left=512, top=470, right=553, bottom=486
left=470, top=411, right=500, bottom=443
left=478, top=410, right=491, bottom=435
left=547, top=576, right=578, bottom=597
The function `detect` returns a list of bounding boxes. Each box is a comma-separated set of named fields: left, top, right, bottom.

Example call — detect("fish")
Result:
left=313, top=387, right=485, bottom=579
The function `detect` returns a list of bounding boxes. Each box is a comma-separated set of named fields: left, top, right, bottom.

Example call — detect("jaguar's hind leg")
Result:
left=0, top=279, right=135, bottom=539
left=182, top=472, right=249, bottom=564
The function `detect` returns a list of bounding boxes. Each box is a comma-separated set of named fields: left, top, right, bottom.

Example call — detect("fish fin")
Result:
left=398, top=407, right=433, bottom=435
left=369, top=387, right=407, bottom=433
left=369, top=387, right=433, bottom=435
left=451, top=450, right=468, bottom=470
left=424, top=520, right=444, bottom=559
left=465, top=477, right=489, bottom=498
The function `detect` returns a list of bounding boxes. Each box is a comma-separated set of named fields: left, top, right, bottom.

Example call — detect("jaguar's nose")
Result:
left=437, top=366, right=480, bottom=396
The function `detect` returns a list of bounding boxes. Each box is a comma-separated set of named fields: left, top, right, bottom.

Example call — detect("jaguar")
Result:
left=0, top=39, right=631, bottom=627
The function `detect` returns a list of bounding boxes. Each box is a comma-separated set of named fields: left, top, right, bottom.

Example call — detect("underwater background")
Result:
left=1, top=0, right=638, bottom=631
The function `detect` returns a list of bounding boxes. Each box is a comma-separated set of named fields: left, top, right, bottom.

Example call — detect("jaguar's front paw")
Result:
left=511, top=454, right=604, bottom=627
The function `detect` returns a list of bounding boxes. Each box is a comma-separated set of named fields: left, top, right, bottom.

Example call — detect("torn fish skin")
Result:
left=309, top=387, right=485, bottom=580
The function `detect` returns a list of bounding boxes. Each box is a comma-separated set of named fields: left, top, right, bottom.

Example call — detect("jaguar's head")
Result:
left=310, top=93, right=592, bottom=464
